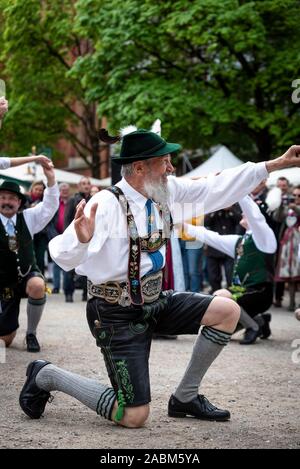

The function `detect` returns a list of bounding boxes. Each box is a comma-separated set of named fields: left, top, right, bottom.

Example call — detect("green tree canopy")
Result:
left=74, top=0, right=300, bottom=161
left=1, top=0, right=300, bottom=167
left=0, top=0, right=103, bottom=176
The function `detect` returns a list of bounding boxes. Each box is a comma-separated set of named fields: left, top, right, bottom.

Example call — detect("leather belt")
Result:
left=87, top=271, right=163, bottom=306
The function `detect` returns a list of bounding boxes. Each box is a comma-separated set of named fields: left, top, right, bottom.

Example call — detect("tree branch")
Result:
left=134, top=40, right=187, bottom=73
left=217, top=34, right=255, bottom=78
left=64, top=129, right=93, bottom=154
left=40, top=38, right=71, bottom=70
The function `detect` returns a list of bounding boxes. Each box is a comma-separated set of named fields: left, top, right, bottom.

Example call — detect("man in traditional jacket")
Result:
left=0, top=165, right=59, bottom=352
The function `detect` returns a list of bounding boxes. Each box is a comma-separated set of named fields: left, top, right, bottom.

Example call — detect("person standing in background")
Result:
left=204, top=206, right=241, bottom=293
left=47, top=183, right=70, bottom=294
left=63, top=177, right=92, bottom=302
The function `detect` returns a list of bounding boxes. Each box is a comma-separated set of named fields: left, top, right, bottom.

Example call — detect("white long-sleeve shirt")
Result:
left=49, top=162, right=268, bottom=284
left=0, top=183, right=59, bottom=237
left=185, top=195, right=277, bottom=258
left=0, top=157, right=10, bottom=170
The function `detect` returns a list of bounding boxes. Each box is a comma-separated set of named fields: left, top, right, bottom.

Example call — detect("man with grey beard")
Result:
left=20, top=128, right=300, bottom=429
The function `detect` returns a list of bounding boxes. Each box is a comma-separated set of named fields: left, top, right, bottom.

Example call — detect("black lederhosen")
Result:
left=0, top=271, right=44, bottom=336
left=237, top=282, right=273, bottom=318
left=86, top=290, right=214, bottom=407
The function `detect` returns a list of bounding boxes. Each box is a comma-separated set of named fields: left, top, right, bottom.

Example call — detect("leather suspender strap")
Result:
left=106, top=186, right=144, bottom=305
left=106, top=185, right=173, bottom=305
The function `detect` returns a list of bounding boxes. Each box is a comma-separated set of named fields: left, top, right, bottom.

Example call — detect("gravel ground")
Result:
left=1, top=290, right=300, bottom=449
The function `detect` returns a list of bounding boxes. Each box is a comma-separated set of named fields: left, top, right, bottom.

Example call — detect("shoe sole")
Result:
left=260, top=332, right=271, bottom=339
left=168, top=410, right=230, bottom=421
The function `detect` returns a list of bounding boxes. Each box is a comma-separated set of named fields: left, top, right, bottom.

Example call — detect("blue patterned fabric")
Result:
left=5, top=219, right=15, bottom=236
left=145, top=199, right=163, bottom=273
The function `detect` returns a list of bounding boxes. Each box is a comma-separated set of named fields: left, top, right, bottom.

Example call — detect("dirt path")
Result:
left=1, top=291, right=300, bottom=449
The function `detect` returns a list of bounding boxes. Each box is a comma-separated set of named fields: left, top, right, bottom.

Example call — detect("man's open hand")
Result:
left=74, top=200, right=98, bottom=243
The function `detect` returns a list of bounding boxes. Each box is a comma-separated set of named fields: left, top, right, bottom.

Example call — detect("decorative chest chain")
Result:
left=106, top=186, right=173, bottom=305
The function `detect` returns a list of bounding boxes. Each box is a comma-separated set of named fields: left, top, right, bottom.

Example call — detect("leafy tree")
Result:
left=74, top=0, right=300, bottom=161
left=0, top=0, right=104, bottom=177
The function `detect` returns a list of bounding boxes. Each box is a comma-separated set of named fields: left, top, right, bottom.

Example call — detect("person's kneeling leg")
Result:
left=19, top=360, right=149, bottom=427
left=113, top=404, right=150, bottom=428
left=170, top=296, right=239, bottom=420
left=25, top=277, right=46, bottom=352
left=0, top=330, right=17, bottom=347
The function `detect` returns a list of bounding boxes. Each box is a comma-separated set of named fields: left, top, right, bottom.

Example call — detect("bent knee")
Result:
left=205, top=296, right=240, bottom=329
left=213, top=288, right=232, bottom=299
left=0, top=331, right=17, bottom=347
left=224, top=298, right=240, bottom=324
left=118, top=405, right=150, bottom=428
left=26, top=278, right=45, bottom=298
left=27, top=287, right=45, bottom=298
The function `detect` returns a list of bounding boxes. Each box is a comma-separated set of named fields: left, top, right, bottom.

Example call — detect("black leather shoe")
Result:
left=52, top=288, right=59, bottom=294
left=19, top=360, right=53, bottom=419
left=26, top=334, right=40, bottom=353
left=65, top=294, right=73, bottom=303
left=239, top=327, right=261, bottom=345
left=260, top=313, right=271, bottom=339
left=168, top=394, right=230, bottom=421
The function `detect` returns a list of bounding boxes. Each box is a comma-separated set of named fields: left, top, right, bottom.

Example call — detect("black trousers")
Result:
left=0, top=271, right=44, bottom=335
left=207, top=256, right=234, bottom=292
left=237, top=283, right=273, bottom=318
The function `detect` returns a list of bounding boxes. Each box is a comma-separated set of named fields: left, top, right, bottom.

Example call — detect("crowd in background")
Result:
left=24, top=173, right=300, bottom=316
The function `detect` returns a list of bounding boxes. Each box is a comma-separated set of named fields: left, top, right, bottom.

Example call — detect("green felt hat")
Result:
left=111, top=129, right=181, bottom=165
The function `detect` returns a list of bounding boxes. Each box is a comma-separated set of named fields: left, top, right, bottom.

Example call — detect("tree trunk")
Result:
left=255, top=129, right=273, bottom=161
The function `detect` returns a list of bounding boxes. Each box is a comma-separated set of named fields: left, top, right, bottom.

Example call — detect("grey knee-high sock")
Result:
left=174, top=326, right=231, bottom=403
left=239, top=308, right=259, bottom=331
left=36, top=364, right=116, bottom=420
left=26, top=296, right=46, bottom=335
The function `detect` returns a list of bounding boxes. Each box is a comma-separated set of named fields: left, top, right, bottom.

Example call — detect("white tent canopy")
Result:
left=182, top=145, right=243, bottom=178
left=266, top=167, right=300, bottom=187
left=0, top=163, right=111, bottom=188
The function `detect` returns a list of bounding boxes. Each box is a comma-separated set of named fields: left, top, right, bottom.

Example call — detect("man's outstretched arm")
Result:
left=9, top=155, right=53, bottom=169
left=170, top=145, right=300, bottom=220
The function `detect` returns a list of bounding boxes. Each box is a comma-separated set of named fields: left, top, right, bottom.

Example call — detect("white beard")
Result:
left=144, top=178, right=169, bottom=206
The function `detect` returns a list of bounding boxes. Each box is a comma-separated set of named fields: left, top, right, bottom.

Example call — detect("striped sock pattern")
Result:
left=174, top=326, right=232, bottom=403
left=96, top=387, right=117, bottom=420
left=36, top=364, right=116, bottom=421
left=201, top=326, right=231, bottom=346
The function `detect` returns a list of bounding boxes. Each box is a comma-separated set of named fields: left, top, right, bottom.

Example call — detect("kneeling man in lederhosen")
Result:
left=0, top=164, right=58, bottom=352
